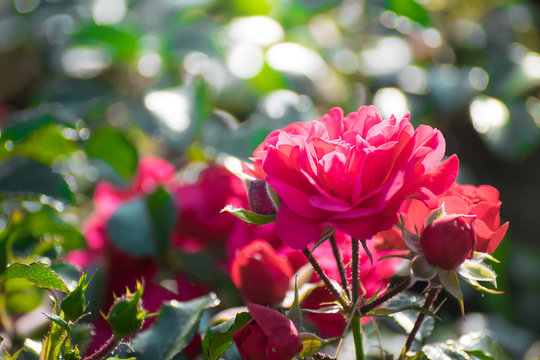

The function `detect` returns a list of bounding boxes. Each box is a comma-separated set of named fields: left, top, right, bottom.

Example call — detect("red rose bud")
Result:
left=248, top=179, right=279, bottom=215
left=231, top=240, right=293, bottom=305
left=233, top=304, right=302, bottom=360
left=420, top=215, right=476, bottom=270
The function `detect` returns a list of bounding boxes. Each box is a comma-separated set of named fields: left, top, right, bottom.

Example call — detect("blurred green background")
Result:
left=1, top=0, right=540, bottom=358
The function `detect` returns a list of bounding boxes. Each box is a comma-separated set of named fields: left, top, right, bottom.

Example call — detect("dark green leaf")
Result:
left=86, top=127, right=138, bottom=180
left=107, top=187, right=176, bottom=259
left=202, top=312, right=252, bottom=360
left=16, top=124, right=79, bottom=165
left=129, top=293, right=220, bottom=360
left=384, top=293, right=436, bottom=341
left=0, top=159, right=73, bottom=204
left=0, top=262, right=68, bottom=292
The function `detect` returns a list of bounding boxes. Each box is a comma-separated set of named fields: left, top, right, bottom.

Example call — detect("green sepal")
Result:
left=221, top=205, right=275, bottom=225
left=298, top=333, right=334, bottom=358
left=458, top=260, right=497, bottom=286
left=61, top=273, right=90, bottom=322
left=107, top=282, right=147, bottom=341
left=202, top=311, right=252, bottom=360
left=438, top=269, right=464, bottom=317
left=365, top=305, right=441, bottom=320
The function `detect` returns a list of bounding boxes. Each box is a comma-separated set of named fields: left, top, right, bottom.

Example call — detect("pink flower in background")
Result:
left=172, top=166, right=248, bottom=252
left=244, top=106, right=459, bottom=249
left=83, top=156, right=176, bottom=251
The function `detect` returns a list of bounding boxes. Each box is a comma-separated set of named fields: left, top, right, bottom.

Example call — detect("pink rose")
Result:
left=233, top=304, right=302, bottom=360
left=244, top=106, right=459, bottom=249
left=172, top=166, right=248, bottom=252
left=390, top=183, right=508, bottom=256
left=230, top=240, right=293, bottom=305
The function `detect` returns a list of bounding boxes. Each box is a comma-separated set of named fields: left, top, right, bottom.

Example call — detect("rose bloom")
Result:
left=376, top=183, right=509, bottom=256
left=243, top=106, right=459, bottom=249
left=233, top=304, right=302, bottom=360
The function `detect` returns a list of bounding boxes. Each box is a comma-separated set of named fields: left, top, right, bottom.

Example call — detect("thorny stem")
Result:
left=399, top=286, right=442, bottom=360
left=83, top=335, right=118, bottom=360
left=359, top=276, right=413, bottom=315
left=302, top=248, right=350, bottom=309
left=329, top=235, right=351, bottom=299
left=352, top=238, right=360, bottom=305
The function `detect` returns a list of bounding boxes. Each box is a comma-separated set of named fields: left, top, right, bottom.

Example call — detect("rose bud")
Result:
left=233, top=303, right=302, bottom=360
left=248, top=179, right=279, bottom=215
left=420, top=214, right=476, bottom=270
left=231, top=240, right=293, bottom=305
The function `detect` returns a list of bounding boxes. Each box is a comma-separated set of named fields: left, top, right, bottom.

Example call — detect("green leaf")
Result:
left=107, top=187, right=176, bottom=259
left=438, top=269, right=464, bottom=316
left=146, top=187, right=177, bottom=262
left=108, top=282, right=147, bottom=341
left=420, top=343, right=472, bottom=360
left=387, top=0, right=431, bottom=26
left=202, top=312, right=252, bottom=360
left=366, top=305, right=440, bottom=320
left=384, top=293, right=436, bottom=341
left=16, top=124, right=79, bottom=165
left=3, top=348, right=24, bottom=360
left=0, top=262, right=68, bottom=292
left=86, top=127, right=138, bottom=180
left=3, top=278, right=44, bottom=314
left=221, top=205, right=275, bottom=225
left=458, top=260, right=497, bottom=286
left=0, top=159, right=73, bottom=204
left=44, top=313, right=71, bottom=333
left=129, top=293, right=220, bottom=360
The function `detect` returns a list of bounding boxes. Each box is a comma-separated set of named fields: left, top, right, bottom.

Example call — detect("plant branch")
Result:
left=359, top=276, right=413, bottom=315
left=302, top=248, right=349, bottom=309
left=83, top=335, right=118, bottom=360
left=399, top=286, right=442, bottom=359
left=329, top=235, right=351, bottom=300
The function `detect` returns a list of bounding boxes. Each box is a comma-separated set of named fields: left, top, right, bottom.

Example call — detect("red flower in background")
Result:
left=231, top=240, right=292, bottom=305
left=233, top=304, right=302, bottom=360
left=243, top=106, right=458, bottom=249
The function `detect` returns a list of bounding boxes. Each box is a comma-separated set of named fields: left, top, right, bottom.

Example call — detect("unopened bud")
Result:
left=248, top=179, right=280, bottom=215
left=420, top=215, right=475, bottom=270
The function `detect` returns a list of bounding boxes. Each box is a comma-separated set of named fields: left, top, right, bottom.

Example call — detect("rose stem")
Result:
left=302, top=248, right=349, bottom=309
left=83, top=335, right=118, bottom=360
left=350, top=238, right=365, bottom=360
left=329, top=235, right=351, bottom=300
left=398, top=286, right=442, bottom=360
left=359, top=276, right=413, bottom=315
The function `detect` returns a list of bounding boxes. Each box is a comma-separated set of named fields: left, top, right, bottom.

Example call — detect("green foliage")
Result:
left=0, top=262, right=68, bottom=292
left=129, top=294, right=220, bottom=360
left=202, top=312, right=252, bottom=360
left=86, top=127, right=139, bottom=180
left=107, top=187, right=176, bottom=258
left=61, top=273, right=90, bottom=321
